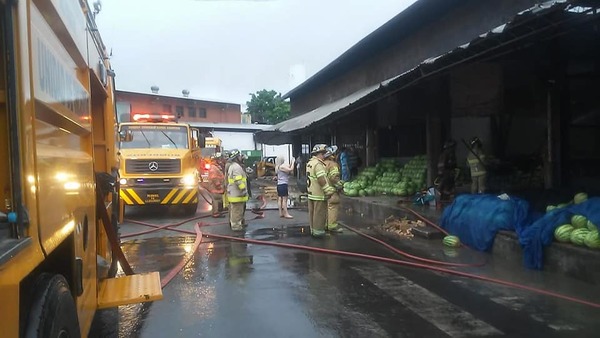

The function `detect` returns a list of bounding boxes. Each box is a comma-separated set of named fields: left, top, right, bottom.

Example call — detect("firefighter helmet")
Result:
left=228, top=149, right=241, bottom=159
left=311, top=144, right=328, bottom=155
left=324, top=145, right=338, bottom=158
left=470, top=137, right=482, bottom=148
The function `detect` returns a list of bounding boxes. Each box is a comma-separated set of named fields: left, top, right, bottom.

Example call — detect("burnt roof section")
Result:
left=282, top=0, right=462, bottom=100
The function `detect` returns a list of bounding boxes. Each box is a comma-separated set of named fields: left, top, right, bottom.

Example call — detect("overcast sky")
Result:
left=95, top=0, right=416, bottom=108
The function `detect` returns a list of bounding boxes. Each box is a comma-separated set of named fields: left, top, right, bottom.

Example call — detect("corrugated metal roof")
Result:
left=258, top=0, right=599, bottom=145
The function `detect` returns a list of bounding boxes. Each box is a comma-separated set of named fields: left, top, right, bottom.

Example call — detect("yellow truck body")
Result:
left=0, top=1, right=162, bottom=336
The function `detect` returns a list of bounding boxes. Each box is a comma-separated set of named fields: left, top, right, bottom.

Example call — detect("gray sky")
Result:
left=95, top=0, right=416, bottom=108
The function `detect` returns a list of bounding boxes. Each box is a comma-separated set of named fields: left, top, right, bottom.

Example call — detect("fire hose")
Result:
left=119, top=204, right=600, bottom=309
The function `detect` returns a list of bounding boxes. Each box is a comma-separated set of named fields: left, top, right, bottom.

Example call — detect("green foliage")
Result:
left=246, top=89, right=290, bottom=124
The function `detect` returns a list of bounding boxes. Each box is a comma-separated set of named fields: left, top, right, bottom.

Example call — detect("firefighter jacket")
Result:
left=208, top=165, right=225, bottom=194
left=467, top=148, right=486, bottom=177
left=324, top=159, right=343, bottom=190
left=306, top=156, right=336, bottom=201
left=226, top=161, right=249, bottom=203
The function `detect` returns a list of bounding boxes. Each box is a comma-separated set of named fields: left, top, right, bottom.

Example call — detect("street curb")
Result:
left=340, top=195, right=600, bottom=285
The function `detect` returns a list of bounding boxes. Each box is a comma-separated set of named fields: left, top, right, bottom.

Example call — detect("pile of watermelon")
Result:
left=552, top=192, right=600, bottom=249
left=343, top=156, right=428, bottom=197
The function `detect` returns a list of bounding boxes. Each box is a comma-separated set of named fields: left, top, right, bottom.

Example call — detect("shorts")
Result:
left=277, top=184, right=289, bottom=197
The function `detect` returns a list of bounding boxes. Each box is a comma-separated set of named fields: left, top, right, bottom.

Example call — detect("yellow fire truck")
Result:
left=117, top=114, right=204, bottom=217
left=0, top=1, right=162, bottom=337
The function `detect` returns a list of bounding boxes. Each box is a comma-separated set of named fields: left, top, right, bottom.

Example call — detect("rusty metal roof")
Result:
left=258, top=0, right=599, bottom=145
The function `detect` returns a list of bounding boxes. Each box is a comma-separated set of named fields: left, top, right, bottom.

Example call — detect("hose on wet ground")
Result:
left=120, top=202, right=600, bottom=308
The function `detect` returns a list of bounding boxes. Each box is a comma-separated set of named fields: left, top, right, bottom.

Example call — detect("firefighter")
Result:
left=208, top=153, right=226, bottom=217
left=306, top=144, right=336, bottom=237
left=324, top=145, right=344, bottom=233
left=437, top=140, right=457, bottom=202
left=226, top=149, right=249, bottom=231
left=467, top=137, right=487, bottom=194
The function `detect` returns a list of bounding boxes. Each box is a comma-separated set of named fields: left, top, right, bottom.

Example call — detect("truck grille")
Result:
left=125, top=159, right=181, bottom=174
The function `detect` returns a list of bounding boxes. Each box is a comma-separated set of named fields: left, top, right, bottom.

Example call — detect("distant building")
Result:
left=115, top=89, right=241, bottom=124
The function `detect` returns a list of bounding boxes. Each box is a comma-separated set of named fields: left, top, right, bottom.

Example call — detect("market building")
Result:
left=256, top=0, right=600, bottom=195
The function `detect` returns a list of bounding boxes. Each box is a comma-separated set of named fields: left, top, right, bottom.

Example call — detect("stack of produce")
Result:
left=552, top=192, right=600, bottom=249
left=342, top=156, right=428, bottom=197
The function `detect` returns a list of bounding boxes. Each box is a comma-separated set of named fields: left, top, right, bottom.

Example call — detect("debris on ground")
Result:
left=380, top=215, right=425, bottom=239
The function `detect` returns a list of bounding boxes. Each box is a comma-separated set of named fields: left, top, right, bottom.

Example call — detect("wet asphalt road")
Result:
left=115, top=196, right=600, bottom=338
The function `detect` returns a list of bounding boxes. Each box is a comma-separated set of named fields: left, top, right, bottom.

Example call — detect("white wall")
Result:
left=263, top=144, right=293, bottom=162
left=211, top=130, right=292, bottom=161
left=212, top=131, right=256, bottom=151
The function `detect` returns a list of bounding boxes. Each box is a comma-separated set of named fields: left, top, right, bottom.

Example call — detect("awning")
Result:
left=255, top=77, right=399, bottom=144
left=256, top=0, right=599, bottom=145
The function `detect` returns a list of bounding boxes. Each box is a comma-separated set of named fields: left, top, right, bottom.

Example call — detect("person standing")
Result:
left=226, top=149, right=249, bottom=231
left=324, top=146, right=343, bottom=233
left=207, top=153, right=226, bottom=217
left=339, top=147, right=350, bottom=182
left=306, top=144, right=336, bottom=238
left=347, top=146, right=359, bottom=179
left=275, top=156, right=295, bottom=219
left=467, top=137, right=487, bottom=194
left=437, top=140, right=457, bottom=202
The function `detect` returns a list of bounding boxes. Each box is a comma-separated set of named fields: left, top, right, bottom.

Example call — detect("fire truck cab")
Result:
left=117, top=114, right=204, bottom=218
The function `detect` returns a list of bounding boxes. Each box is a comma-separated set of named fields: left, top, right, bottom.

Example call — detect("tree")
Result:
left=246, top=89, right=290, bottom=124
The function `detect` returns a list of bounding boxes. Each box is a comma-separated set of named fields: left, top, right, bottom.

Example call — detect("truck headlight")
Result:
left=181, top=174, right=196, bottom=186
left=119, top=178, right=128, bottom=185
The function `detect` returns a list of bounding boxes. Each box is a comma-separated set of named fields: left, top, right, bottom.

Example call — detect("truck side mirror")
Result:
left=119, top=130, right=133, bottom=142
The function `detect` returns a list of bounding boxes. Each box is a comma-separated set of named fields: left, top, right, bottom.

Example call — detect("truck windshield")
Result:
left=120, top=126, right=188, bottom=149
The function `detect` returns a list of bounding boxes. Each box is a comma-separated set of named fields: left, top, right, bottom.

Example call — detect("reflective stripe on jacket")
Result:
left=324, top=159, right=343, bottom=189
left=467, top=151, right=486, bottom=177
left=226, top=162, right=249, bottom=203
left=306, top=157, right=335, bottom=201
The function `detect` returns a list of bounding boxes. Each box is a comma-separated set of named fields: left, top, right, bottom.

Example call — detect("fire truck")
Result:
left=199, top=136, right=222, bottom=184
left=0, top=1, right=162, bottom=337
left=117, top=114, right=204, bottom=217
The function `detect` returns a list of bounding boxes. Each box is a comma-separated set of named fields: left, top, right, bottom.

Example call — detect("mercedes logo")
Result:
left=148, top=161, right=159, bottom=171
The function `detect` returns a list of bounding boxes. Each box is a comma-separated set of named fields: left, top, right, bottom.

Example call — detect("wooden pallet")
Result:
left=260, top=186, right=278, bottom=200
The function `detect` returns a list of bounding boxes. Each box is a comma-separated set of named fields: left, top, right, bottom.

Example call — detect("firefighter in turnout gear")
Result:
left=324, top=145, right=343, bottom=233
left=226, top=149, right=249, bottom=231
left=467, top=137, right=487, bottom=194
left=208, top=153, right=226, bottom=217
left=306, top=144, right=336, bottom=237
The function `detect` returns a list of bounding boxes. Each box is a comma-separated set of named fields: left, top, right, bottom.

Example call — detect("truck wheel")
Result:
left=184, top=203, right=198, bottom=216
left=25, top=273, right=81, bottom=338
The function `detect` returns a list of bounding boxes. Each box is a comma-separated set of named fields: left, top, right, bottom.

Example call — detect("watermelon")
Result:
left=554, top=224, right=574, bottom=242
left=571, top=215, right=588, bottom=229
left=587, top=220, right=598, bottom=232
left=443, top=235, right=460, bottom=247
left=573, top=192, right=588, bottom=204
left=443, top=247, right=459, bottom=258
left=584, top=231, right=600, bottom=249
left=570, top=228, right=590, bottom=246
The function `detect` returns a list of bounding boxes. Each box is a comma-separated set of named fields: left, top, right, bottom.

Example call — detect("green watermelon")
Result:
left=573, top=192, right=588, bottom=204
left=587, top=220, right=598, bottom=232
left=443, top=235, right=460, bottom=247
left=554, top=224, right=574, bottom=242
left=571, top=215, right=588, bottom=229
left=570, top=228, right=590, bottom=246
left=546, top=205, right=556, bottom=213
left=584, top=231, right=600, bottom=249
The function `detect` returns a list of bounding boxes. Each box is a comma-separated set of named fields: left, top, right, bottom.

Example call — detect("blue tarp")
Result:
left=440, top=195, right=600, bottom=270
left=519, top=197, right=600, bottom=269
left=440, top=194, right=532, bottom=252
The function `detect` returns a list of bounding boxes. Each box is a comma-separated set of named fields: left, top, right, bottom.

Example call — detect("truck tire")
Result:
left=25, top=273, right=80, bottom=338
left=184, top=203, right=198, bottom=216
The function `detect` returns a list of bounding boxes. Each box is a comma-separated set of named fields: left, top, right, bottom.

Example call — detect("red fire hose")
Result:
left=120, top=204, right=600, bottom=309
